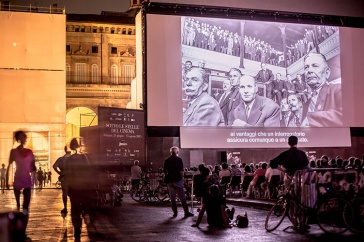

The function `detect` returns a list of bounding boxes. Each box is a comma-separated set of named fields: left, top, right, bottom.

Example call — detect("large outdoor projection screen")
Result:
left=146, top=12, right=364, bottom=148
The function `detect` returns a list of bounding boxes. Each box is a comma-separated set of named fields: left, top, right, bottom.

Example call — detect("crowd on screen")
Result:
left=182, top=17, right=339, bottom=67
left=181, top=154, right=364, bottom=201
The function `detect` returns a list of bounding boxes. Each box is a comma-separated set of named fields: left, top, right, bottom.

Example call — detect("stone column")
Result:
left=279, top=25, right=287, bottom=67
left=239, top=20, right=246, bottom=69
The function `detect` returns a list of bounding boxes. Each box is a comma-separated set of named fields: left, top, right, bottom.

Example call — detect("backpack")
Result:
left=234, top=212, right=249, bottom=228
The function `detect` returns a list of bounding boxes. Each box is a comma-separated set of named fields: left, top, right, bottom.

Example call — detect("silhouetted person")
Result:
left=191, top=184, right=234, bottom=228
left=6, top=130, right=36, bottom=240
left=163, top=146, right=194, bottom=218
left=64, top=138, right=91, bottom=241
left=269, top=136, right=309, bottom=177
left=53, top=145, right=71, bottom=214
left=0, top=163, right=6, bottom=193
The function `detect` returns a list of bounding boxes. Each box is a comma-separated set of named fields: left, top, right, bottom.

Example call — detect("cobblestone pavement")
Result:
left=0, top=189, right=362, bottom=242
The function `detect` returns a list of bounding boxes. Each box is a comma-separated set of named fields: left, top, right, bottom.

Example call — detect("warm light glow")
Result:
left=66, top=107, right=98, bottom=127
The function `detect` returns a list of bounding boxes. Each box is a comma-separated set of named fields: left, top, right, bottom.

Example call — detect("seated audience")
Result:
left=219, top=163, right=231, bottom=179
left=245, top=162, right=267, bottom=197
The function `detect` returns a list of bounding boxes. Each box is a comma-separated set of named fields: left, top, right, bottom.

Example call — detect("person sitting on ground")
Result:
left=191, top=184, right=235, bottom=228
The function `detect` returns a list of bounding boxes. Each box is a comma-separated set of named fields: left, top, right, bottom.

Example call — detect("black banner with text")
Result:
left=98, top=107, right=145, bottom=166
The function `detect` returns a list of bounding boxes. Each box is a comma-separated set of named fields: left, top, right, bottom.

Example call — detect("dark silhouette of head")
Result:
left=288, top=136, right=298, bottom=146
left=70, top=138, right=80, bottom=151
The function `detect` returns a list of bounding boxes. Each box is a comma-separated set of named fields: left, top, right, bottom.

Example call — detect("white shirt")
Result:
left=130, top=165, right=142, bottom=180
left=244, top=99, right=255, bottom=118
left=265, top=167, right=281, bottom=182
left=219, top=169, right=231, bottom=178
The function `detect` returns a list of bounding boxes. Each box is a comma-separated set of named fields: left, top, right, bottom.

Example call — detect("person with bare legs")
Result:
left=6, top=130, right=36, bottom=240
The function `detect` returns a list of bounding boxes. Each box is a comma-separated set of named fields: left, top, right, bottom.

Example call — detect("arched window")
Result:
left=91, top=64, right=99, bottom=83
left=111, top=64, right=118, bottom=84
left=66, top=63, right=71, bottom=83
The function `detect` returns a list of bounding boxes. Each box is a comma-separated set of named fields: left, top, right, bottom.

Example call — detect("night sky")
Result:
left=10, top=0, right=131, bottom=14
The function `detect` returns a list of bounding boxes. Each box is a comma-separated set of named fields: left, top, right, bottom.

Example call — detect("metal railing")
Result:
left=0, top=3, right=65, bottom=14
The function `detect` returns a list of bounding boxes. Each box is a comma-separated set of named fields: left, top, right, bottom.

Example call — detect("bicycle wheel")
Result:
left=265, top=197, right=288, bottom=232
left=138, top=187, right=150, bottom=202
left=54, top=181, right=61, bottom=189
left=155, top=186, right=169, bottom=202
left=130, top=186, right=143, bottom=202
left=350, top=197, right=364, bottom=234
left=317, top=197, right=354, bottom=234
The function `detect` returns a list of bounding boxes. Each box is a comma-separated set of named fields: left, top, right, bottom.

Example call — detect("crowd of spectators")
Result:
left=182, top=17, right=339, bottom=67
left=184, top=154, right=364, bottom=201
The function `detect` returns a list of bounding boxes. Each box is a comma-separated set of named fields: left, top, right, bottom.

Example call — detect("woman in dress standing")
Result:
left=6, top=130, right=36, bottom=239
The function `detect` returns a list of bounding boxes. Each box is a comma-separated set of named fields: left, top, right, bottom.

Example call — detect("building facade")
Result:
left=65, top=11, right=137, bottom=142
left=0, top=7, right=66, bottom=183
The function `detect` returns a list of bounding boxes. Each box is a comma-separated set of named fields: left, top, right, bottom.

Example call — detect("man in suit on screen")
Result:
left=286, top=93, right=309, bottom=127
left=183, top=67, right=224, bottom=126
left=216, top=79, right=232, bottom=124
left=228, top=75, right=280, bottom=127
left=255, top=63, right=274, bottom=99
left=303, top=52, right=342, bottom=127
left=227, top=68, right=243, bottom=120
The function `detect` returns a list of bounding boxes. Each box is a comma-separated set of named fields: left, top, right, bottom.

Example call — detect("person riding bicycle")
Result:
left=269, top=136, right=309, bottom=189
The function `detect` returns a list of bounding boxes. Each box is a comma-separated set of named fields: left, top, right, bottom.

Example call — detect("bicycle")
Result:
left=154, top=179, right=170, bottom=202
left=265, top=169, right=354, bottom=234
left=150, top=172, right=192, bottom=203
left=349, top=195, right=364, bottom=234
left=130, top=176, right=157, bottom=202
